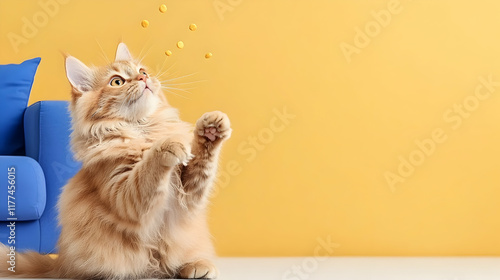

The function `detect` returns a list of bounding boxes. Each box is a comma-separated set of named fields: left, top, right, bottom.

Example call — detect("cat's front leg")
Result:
left=154, top=135, right=194, bottom=167
left=180, top=111, right=231, bottom=208
left=123, top=136, right=192, bottom=220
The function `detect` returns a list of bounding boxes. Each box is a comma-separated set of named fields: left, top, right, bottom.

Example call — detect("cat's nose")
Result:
left=137, top=74, right=147, bottom=82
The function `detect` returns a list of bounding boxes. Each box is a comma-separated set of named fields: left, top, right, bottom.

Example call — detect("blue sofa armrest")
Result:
left=0, top=156, right=46, bottom=221
left=24, top=101, right=81, bottom=253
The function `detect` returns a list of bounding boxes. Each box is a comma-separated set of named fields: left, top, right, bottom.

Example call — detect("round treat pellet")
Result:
left=165, top=50, right=172, bottom=56
left=159, top=4, right=167, bottom=13
left=205, top=52, right=212, bottom=59
left=177, top=41, right=184, bottom=49
left=189, top=24, right=197, bottom=31
left=141, top=20, right=149, bottom=28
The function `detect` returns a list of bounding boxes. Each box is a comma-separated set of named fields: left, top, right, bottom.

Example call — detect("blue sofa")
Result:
left=0, top=101, right=81, bottom=254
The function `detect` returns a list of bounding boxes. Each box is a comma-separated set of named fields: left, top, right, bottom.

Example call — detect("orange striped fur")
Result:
left=1, top=43, right=230, bottom=279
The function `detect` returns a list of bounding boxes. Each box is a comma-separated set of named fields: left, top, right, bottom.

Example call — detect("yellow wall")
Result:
left=2, top=0, right=500, bottom=256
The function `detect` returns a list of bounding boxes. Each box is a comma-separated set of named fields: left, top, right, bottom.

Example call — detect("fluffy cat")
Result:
left=0, top=43, right=231, bottom=279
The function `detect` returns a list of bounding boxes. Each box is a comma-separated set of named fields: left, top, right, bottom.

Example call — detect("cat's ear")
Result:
left=115, top=43, right=133, bottom=61
left=65, top=56, right=93, bottom=93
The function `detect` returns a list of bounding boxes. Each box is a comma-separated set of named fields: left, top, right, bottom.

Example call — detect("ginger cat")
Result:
left=1, top=43, right=230, bottom=279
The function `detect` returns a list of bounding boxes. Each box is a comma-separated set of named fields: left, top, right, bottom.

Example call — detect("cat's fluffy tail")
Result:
left=0, top=243, right=59, bottom=278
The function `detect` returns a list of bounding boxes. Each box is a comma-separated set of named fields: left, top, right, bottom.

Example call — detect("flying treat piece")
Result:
left=159, top=4, right=167, bottom=13
left=189, top=24, right=197, bottom=31
left=165, top=50, right=172, bottom=56
left=177, top=41, right=184, bottom=49
left=141, top=20, right=149, bottom=28
left=205, top=52, right=212, bottom=59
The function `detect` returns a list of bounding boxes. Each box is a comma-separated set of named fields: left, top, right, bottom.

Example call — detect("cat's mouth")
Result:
left=142, top=83, right=153, bottom=94
left=130, top=87, right=152, bottom=104
left=127, top=83, right=153, bottom=105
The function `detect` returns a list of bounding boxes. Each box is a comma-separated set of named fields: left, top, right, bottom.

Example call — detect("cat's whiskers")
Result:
left=136, top=40, right=153, bottom=64
left=161, top=88, right=190, bottom=100
left=137, top=44, right=154, bottom=66
left=155, top=57, right=169, bottom=78
left=152, top=64, right=201, bottom=100
left=95, top=39, right=110, bottom=64
left=161, top=80, right=205, bottom=87
left=154, top=63, right=177, bottom=82
left=158, top=72, right=198, bottom=83
left=161, top=82, right=201, bottom=99
left=161, top=86, right=196, bottom=93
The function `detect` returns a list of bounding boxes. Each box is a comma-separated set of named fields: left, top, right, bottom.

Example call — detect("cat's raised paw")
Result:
left=179, top=260, right=219, bottom=279
left=196, top=111, right=232, bottom=143
left=155, top=138, right=193, bottom=167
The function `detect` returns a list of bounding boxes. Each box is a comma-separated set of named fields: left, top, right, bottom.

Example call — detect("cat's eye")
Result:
left=110, top=76, right=125, bottom=86
left=140, top=70, right=148, bottom=76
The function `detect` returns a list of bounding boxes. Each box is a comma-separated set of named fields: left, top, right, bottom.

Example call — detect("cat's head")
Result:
left=65, top=43, right=164, bottom=123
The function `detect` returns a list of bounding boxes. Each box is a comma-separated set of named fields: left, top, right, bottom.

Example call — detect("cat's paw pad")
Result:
left=156, top=138, right=193, bottom=167
left=203, top=127, right=219, bottom=141
left=179, top=260, right=219, bottom=279
left=196, top=111, right=232, bottom=142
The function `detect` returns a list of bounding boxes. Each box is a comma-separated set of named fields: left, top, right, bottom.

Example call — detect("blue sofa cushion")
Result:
left=24, top=101, right=81, bottom=253
left=0, top=156, right=46, bottom=221
left=0, top=57, right=41, bottom=155
left=0, top=220, right=41, bottom=253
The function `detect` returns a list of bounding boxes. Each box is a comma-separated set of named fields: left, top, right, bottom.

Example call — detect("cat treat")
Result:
left=159, top=4, right=167, bottom=13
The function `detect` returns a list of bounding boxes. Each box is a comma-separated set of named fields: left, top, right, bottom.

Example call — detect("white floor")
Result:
left=12, top=257, right=500, bottom=279
left=214, top=257, right=500, bottom=280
